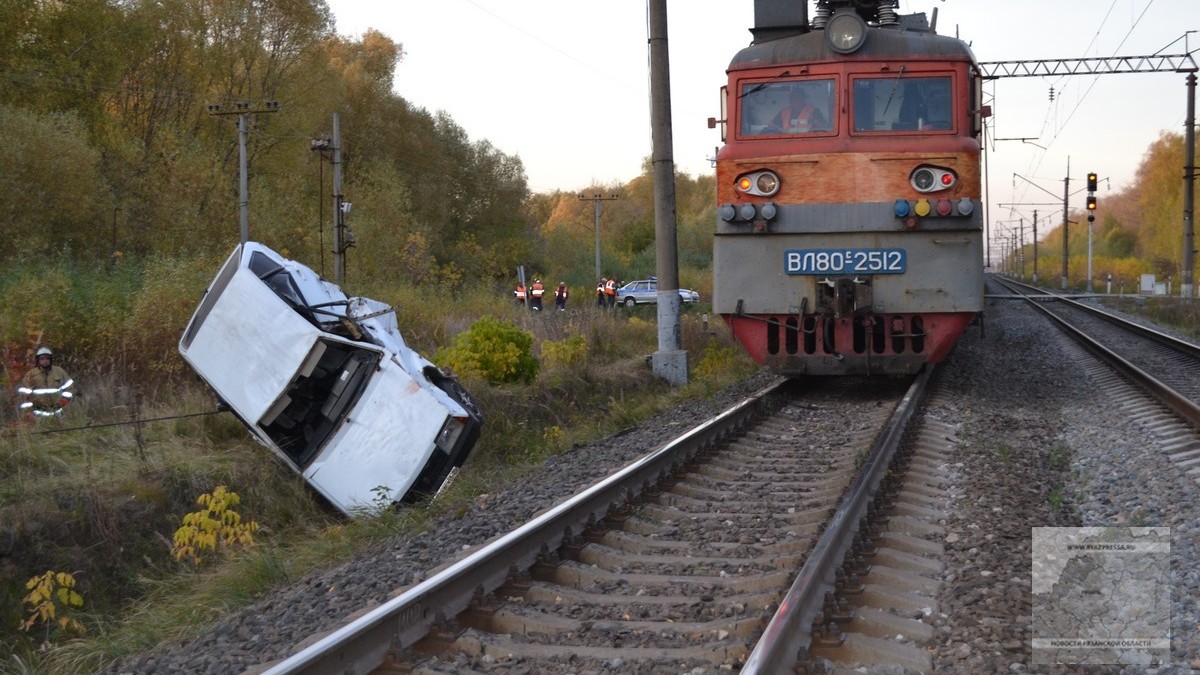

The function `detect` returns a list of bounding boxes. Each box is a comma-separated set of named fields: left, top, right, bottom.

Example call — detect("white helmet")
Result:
left=36, top=347, right=52, bottom=358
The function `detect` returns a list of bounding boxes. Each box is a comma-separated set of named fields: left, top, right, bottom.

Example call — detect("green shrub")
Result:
left=434, top=317, right=538, bottom=384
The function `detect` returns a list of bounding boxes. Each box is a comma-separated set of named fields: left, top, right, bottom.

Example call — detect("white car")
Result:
left=616, top=277, right=701, bottom=307
left=179, top=242, right=482, bottom=516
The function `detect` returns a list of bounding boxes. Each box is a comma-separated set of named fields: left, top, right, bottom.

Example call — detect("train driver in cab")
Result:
left=777, top=86, right=829, bottom=133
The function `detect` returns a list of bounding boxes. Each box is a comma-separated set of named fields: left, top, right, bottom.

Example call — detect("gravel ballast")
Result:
left=102, top=290, right=1200, bottom=674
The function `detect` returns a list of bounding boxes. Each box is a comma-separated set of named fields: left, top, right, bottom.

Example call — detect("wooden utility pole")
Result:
left=578, top=193, right=618, bottom=285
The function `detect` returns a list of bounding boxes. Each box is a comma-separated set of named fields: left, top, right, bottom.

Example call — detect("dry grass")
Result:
left=0, top=297, right=757, bottom=674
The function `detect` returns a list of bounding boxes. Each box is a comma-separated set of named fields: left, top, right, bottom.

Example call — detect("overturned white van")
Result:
left=179, top=242, right=482, bottom=516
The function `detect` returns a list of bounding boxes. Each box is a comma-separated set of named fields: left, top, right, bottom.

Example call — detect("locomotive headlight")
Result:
left=909, top=165, right=957, bottom=193
left=912, top=168, right=935, bottom=192
left=826, top=10, right=867, bottom=54
left=734, top=170, right=781, bottom=197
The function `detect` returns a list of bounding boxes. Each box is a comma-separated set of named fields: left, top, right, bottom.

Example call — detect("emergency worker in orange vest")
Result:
left=514, top=282, right=526, bottom=306
left=530, top=278, right=545, bottom=311
left=777, top=87, right=828, bottom=133
left=604, top=277, right=617, bottom=308
left=554, top=282, right=569, bottom=311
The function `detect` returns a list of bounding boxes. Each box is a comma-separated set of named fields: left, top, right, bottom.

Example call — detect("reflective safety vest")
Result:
left=555, top=285, right=568, bottom=301
left=531, top=282, right=544, bottom=298
left=515, top=284, right=526, bottom=300
left=782, top=104, right=816, bottom=132
left=17, top=366, right=74, bottom=417
left=604, top=279, right=616, bottom=295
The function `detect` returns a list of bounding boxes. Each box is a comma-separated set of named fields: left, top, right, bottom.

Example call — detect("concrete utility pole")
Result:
left=311, top=136, right=332, bottom=276
left=647, top=0, right=686, bottom=386
left=578, top=193, right=618, bottom=285
left=206, top=101, right=281, bottom=244
left=331, top=113, right=353, bottom=286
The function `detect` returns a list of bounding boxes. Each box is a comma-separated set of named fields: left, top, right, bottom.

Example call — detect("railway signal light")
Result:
left=1087, top=172, right=1098, bottom=192
left=1087, top=195, right=1097, bottom=211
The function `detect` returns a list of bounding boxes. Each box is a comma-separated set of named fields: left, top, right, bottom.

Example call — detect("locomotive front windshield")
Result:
left=740, top=79, right=835, bottom=136
left=852, top=76, right=952, bottom=132
left=738, top=75, right=954, bottom=137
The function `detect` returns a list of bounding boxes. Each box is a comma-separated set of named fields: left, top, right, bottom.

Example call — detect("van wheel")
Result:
left=426, top=367, right=483, bottom=422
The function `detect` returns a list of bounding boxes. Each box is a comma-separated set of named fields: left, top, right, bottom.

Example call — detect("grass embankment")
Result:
left=0, top=287, right=757, bottom=675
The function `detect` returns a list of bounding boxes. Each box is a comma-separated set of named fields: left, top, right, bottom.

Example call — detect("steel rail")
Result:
left=741, top=366, right=933, bottom=673
left=1000, top=278, right=1200, bottom=359
left=257, top=378, right=788, bottom=675
left=998, top=280, right=1200, bottom=429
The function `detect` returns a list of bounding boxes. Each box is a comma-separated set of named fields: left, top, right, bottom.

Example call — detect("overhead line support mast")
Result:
left=978, top=52, right=1198, bottom=297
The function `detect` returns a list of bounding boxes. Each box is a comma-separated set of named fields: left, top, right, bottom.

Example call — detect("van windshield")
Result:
left=259, top=339, right=379, bottom=468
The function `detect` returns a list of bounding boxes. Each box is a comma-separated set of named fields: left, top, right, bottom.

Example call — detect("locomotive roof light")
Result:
left=914, top=199, right=932, bottom=217
left=760, top=203, right=778, bottom=220
left=957, top=199, right=974, bottom=216
left=825, top=10, right=868, bottom=54
left=893, top=200, right=911, bottom=217
left=719, top=204, right=738, bottom=222
left=909, top=165, right=957, bottom=193
left=735, top=170, right=781, bottom=197
left=738, top=204, right=757, bottom=221
left=935, top=199, right=953, bottom=216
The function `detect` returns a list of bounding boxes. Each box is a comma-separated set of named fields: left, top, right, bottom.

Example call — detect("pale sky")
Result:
left=324, top=0, right=1197, bottom=244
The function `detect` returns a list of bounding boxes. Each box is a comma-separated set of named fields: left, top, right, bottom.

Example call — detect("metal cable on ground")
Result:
left=3, top=409, right=225, bottom=437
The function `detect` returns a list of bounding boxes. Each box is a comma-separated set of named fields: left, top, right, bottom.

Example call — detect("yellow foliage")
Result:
left=693, top=340, right=742, bottom=380
left=20, top=570, right=86, bottom=638
left=171, top=485, right=261, bottom=566
left=540, top=334, right=589, bottom=369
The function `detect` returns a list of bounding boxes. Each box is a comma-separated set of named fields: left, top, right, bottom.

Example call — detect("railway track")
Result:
left=993, top=278, right=1200, bottom=426
left=992, top=277, right=1200, bottom=487
left=255, top=375, right=942, bottom=674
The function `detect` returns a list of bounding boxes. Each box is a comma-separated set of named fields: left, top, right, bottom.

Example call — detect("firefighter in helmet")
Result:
left=17, top=347, right=74, bottom=418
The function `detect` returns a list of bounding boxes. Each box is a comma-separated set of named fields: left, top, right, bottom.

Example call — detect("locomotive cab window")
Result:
left=852, top=75, right=953, bottom=133
left=740, top=79, right=835, bottom=137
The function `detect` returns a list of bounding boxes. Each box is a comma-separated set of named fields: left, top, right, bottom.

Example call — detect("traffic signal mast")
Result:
left=1087, top=172, right=1098, bottom=221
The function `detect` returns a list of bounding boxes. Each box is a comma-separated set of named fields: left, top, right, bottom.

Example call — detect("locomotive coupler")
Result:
left=818, top=276, right=872, bottom=318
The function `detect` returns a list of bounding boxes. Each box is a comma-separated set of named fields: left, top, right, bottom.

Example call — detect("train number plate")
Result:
left=784, top=248, right=906, bottom=275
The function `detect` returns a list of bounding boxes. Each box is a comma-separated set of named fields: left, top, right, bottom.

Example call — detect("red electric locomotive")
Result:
left=712, top=0, right=986, bottom=376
